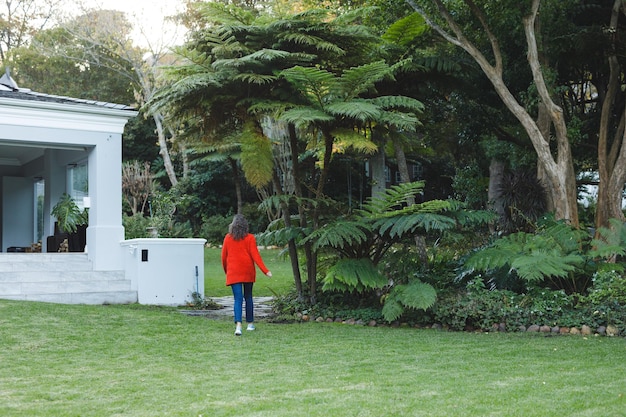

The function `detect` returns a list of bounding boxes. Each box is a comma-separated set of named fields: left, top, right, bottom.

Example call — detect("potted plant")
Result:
left=51, top=193, right=88, bottom=252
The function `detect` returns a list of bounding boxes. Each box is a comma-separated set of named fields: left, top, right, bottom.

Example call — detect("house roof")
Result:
left=0, top=68, right=135, bottom=112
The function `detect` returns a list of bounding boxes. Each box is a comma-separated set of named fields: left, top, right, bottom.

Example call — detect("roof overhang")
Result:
left=0, top=96, right=138, bottom=135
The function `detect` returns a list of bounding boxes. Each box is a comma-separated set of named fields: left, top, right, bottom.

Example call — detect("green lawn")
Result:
left=204, top=247, right=295, bottom=297
left=1, top=300, right=625, bottom=417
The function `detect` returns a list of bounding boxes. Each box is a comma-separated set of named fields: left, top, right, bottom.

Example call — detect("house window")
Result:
left=412, top=163, right=423, bottom=180
left=34, top=179, right=44, bottom=243
left=68, top=162, right=88, bottom=210
left=385, top=166, right=391, bottom=183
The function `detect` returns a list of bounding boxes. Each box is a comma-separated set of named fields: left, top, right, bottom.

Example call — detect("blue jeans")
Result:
left=230, top=282, right=254, bottom=323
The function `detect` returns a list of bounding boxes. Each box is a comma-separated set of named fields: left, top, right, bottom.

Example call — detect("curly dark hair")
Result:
left=229, top=214, right=249, bottom=240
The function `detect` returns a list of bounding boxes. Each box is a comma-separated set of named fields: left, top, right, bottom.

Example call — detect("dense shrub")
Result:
left=270, top=289, right=383, bottom=323
left=123, top=213, right=151, bottom=239
left=426, top=279, right=625, bottom=334
left=199, top=214, right=232, bottom=245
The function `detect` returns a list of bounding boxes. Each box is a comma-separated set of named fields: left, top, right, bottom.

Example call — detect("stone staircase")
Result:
left=0, top=253, right=137, bottom=304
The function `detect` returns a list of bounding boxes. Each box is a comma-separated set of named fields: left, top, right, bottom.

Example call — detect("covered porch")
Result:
left=0, top=70, right=138, bottom=303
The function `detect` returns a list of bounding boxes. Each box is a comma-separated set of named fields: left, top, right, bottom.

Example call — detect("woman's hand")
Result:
left=266, top=271, right=272, bottom=277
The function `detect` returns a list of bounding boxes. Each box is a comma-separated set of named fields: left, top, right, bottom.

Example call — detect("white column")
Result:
left=43, top=150, right=67, bottom=251
left=86, top=133, right=124, bottom=270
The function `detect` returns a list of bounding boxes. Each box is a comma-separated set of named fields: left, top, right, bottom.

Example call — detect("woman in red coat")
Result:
left=221, top=214, right=272, bottom=336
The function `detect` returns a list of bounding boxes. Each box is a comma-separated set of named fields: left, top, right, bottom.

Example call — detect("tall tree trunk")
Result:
left=287, top=123, right=306, bottom=298
left=271, top=171, right=303, bottom=298
left=305, top=130, right=336, bottom=304
left=488, top=158, right=506, bottom=232
left=153, top=112, right=178, bottom=187
left=595, top=0, right=626, bottom=231
left=370, top=148, right=386, bottom=200
left=229, top=157, right=243, bottom=214
left=180, top=143, right=189, bottom=180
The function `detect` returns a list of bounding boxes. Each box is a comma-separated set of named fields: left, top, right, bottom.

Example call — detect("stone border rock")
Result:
left=292, top=313, right=623, bottom=337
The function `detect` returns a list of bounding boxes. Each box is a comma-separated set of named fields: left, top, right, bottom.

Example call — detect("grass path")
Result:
left=1, top=300, right=625, bottom=416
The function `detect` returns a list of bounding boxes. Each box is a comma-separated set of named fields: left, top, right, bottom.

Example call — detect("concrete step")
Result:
left=0, top=253, right=93, bottom=272
left=0, top=253, right=136, bottom=304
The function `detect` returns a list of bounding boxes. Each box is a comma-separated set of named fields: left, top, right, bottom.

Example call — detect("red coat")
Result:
left=221, top=233, right=269, bottom=286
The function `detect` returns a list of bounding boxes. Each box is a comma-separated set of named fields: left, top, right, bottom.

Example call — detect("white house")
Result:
left=0, top=70, right=205, bottom=305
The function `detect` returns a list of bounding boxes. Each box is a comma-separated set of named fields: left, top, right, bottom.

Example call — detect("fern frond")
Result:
left=376, top=110, right=421, bottom=130
left=413, top=55, right=461, bottom=73
left=381, top=297, right=404, bottom=322
left=240, top=124, right=274, bottom=188
left=325, top=101, right=381, bottom=122
left=279, top=107, right=334, bottom=127
left=381, top=280, right=436, bottom=322
left=397, top=280, right=437, bottom=310
left=375, top=213, right=456, bottom=238
left=370, top=95, right=424, bottom=113
left=322, top=258, right=387, bottom=293
left=540, top=222, right=587, bottom=254
left=234, top=73, right=277, bottom=85
left=257, top=226, right=306, bottom=246
left=360, top=181, right=426, bottom=215
left=303, top=221, right=370, bottom=250
left=279, top=33, right=345, bottom=55
left=246, top=48, right=291, bottom=61
left=511, top=251, right=584, bottom=282
left=339, top=61, right=392, bottom=98
left=195, top=1, right=255, bottom=25
left=464, top=247, right=519, bottom=272
left=590, top=218, right=626, bottom=259
left=331, top=128, right=378, bottom=155
left=280, top=66, right=336, bottom=89
left=383, top=13, right=428, bottom=46
left=449, top=209, right=496, bottom=227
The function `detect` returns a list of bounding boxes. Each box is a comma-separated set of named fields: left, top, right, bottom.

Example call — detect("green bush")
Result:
left=427, top=279, right=624, bottom=334
left=199, top=214, right=232, bottom=245
left=582, top=270, right=626, bottom=331
left=123, top=213, right=151, bottom=239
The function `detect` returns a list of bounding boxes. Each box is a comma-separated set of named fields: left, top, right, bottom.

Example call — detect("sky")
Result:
left=79, top=0, right=187, bottom=48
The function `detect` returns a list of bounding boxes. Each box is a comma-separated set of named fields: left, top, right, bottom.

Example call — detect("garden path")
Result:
left=182, top=296, right=274, bottom=319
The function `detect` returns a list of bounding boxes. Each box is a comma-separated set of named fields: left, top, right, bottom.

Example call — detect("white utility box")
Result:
left=121, top=238, right=206, bottom=305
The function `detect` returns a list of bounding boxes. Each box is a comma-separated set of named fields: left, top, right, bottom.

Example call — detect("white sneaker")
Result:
left=235, top=325, right=242, bottom=336
left=246, top=323, right=255, bottom=331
